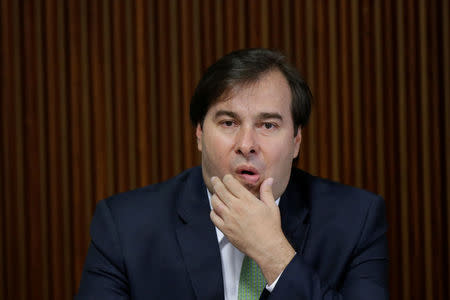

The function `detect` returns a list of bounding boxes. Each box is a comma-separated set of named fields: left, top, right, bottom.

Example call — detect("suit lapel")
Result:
left=279, top=169, right=311, bottom=255
left=175, top=168, right=224, bottom=300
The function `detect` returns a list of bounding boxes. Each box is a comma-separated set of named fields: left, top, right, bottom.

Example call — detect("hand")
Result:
left=210, top=174, right=296, bottom=284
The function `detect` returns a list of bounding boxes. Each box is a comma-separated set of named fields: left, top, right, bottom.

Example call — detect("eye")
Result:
left=219, top=120, right=236, bottom=127
left=262, top=122, right=278, bottom=130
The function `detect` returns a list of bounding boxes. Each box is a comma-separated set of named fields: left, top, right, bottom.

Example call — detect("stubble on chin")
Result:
left=241, top=181, right=261, bottom=199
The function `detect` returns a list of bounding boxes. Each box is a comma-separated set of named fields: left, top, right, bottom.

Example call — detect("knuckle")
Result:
left=223, top=174, right=233, bottom=184
left=213, top=182, right=221, bottom=192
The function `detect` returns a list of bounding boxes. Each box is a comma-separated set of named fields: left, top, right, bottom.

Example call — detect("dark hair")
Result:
left=189, top=48, right=312, bottom=135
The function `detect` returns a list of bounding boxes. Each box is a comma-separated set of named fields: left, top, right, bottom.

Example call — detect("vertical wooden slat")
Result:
left=22, top=0, right=41, bottom=298
left=237, top=0, right=246, bottom=48
left=361, top=0, right=375, bottom=191
left=247, top=0, right=260, bottom=47
left=192, top=0, right=202, bottom=81
left=12, top=1, right=27, bottom=299
left=327, top=1, right=340, bottom=182
left=315, top=0, right=330, bottom=179
left=222, top=0, right=234, bottom=52
left=418, top=0, right=434, bottom=297
left=135, top=0, right=150, bottom=186
left=373, top=0, right=386, bottom=199
left=112, top=0, right=129, bottom=191
left=35, top=0, right=50, bottom=295
left=180, top=0, right=195, bottom=168
left=79, top=0, right=93, bottom=247
left=395, top=0, right=411, bottom=297
left=0, top=9, right=4, bottom=288
left=260, top=0, right=269, bottom=48
left=125, top=0, right=137, bottom=189
left=56, top=0, right=72, bottom=296
left=304, top=0, right=317, bottom=175
left=442, top=0, right=450, bottom=296
left=148, top=0, right=159, bottom=182
left=350, top=0, right=363, bottom=188
left=282, top=0, right=291, bottom=57
left=338, top=0, right=352, bottom=184
left=0, top=59, right=4, bottom=299
left=3, top=87, right=16, bottom=298
left=2, top=2, right=16, bottom=299
left=0, top=1, right=12, bottom=298
left=156, top=0, right=171, bottom=180
left=292, top=0, right=307, bottom=171
left=0, top=11, right=4, bottom=292
left=45, top=0, right=63, bottom=298
left=424, top=1, right=444, bottom=299
left=269, top=0, right=281, bottom=49
left=102, top=0, right=114, bottom=196
left=214, top=0, right=224, bottom=59
left=200, top=0, right=213, bottom=66
left=405, top=2, right=423, bottom=299
left=169, top=0, right=182, bottom=175
left=381, top=1, right=401, bottom=298
left=89, top=0, right=107, bottom=202
left=68, top=0, right=85, bottom=290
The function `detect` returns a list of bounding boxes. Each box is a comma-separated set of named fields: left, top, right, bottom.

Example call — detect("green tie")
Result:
left=238, top=256, right=267, bottom=300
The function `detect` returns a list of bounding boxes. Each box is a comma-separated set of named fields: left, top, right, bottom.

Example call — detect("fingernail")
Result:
left=266, top=177, right=274, bottom=186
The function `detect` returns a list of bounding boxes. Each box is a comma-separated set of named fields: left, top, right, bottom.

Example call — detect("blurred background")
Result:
left=1, top=0, right=449, bottom=299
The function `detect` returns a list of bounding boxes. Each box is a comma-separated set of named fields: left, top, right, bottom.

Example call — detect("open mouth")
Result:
left=236, top=167, right=261, bottom=184
left=240, top=170, right=255, bottom=175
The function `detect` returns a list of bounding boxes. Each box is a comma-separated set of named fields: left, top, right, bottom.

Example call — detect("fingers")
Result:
left=259, top=177, right=275, bottom=206
left=222, top=174, right=252, bottom=199
left=211, top=176, right=238, bottom=207
left=212, top=175, right=275, bottom=206
left=210, top=193, right=229, bottom=218
left=210, top=209, right=224, bottom=229
left=212, top=174, right=255, bottom=203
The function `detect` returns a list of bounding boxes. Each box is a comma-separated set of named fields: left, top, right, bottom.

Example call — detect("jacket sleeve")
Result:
left=262, top=196, right=389, bottom=300
left=76, top=200, right=130, bottom=300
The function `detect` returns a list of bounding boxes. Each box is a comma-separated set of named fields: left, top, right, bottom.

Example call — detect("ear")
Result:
left=195, top=124, right=203, bottom=151
left=293, top=128, right=302, bottom=159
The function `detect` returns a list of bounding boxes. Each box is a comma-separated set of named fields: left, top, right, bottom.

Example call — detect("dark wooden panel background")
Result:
left=1, top=0, right=449, bottom=299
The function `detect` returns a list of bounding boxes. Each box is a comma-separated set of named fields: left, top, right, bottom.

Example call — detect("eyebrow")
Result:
left=214, top=110, right=239, bottom=119
left=258, top=112, right=283, bottom=121
left=213, top=110, right=283, bottom=121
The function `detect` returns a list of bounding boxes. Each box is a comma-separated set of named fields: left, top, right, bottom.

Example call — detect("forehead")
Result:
left=208, top=70, right=292, bottom=118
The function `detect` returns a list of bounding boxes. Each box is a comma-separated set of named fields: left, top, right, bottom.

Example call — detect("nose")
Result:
left=235, top=126, right=258, bottom=157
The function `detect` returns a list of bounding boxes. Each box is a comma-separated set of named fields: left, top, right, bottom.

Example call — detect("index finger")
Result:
left=211, top=176, right=237, bottom=207
left=222, top=174, right=257, bottom=201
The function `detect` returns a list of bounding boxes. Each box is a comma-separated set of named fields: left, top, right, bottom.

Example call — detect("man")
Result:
left=77, top=48, right=389, bottom=299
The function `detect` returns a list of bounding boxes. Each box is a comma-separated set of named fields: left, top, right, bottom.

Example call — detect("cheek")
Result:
left=263, top=139, right=295, bottom=177
left=266, top=139, right=295, bottom=162
left=203, top=132, right=233, bottom=161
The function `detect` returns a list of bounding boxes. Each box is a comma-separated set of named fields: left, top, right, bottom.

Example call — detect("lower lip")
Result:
left=237, top=173, right=260, bottom=184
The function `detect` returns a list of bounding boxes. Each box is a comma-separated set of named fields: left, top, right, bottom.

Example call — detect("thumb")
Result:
left=259, top=177, right=275, bottom=205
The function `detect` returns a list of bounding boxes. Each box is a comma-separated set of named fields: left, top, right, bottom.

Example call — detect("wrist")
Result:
left=256, top=235, right=296, bottom=284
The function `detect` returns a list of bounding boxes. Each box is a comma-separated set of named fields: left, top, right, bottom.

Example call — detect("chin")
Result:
left=242, top=182, right=261, bottom=198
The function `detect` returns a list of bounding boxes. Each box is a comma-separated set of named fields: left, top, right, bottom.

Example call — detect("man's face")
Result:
left=196, top=70, right=301, bottom=200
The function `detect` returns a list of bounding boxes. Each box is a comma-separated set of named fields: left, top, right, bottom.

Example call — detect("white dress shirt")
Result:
left=207, top=189, right=282, bottom=300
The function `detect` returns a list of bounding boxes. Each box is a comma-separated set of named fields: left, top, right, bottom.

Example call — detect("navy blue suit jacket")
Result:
left=77, top=167, right=389, bottom=299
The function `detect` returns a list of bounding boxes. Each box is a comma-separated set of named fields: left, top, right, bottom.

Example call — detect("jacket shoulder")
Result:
left=105, top=167, right=199, bottom=205
left=291, top=168, right=383, bottom=214
left=94, top=167, right=202, bottom=227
